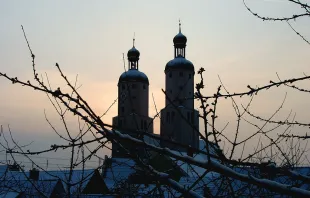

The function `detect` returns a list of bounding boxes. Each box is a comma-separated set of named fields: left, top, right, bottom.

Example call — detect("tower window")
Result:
left=132, top=84, right=136, bottom=89
left=189, top=74, right=191, bottom=79
left=169, top=72, right=172, bottom=78
left=179, top=72, right=183, bottom=77
left=172, top=111, right=175, bottom=122
left=122, top=84, right=125, bottom=90
left=187, top=112, right=190, bottom=121
left=119, top=120, right=123, bottom=127
left=121, top=107, right=124, bottom=113
left=143, top=84, right=146, bottom=89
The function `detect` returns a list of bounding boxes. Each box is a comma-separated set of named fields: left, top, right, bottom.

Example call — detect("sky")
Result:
left=0, top=1, right=310, bottom=168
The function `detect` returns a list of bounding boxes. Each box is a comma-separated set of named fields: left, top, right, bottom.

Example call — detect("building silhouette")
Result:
left=112, top=23, right=198, bottom=156
left=160, top=22, right=199, bottom=151
left=112, top=38, right=153, bottom=157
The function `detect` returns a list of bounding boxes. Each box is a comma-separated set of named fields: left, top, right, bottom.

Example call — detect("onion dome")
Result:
left=173, top=21, right=187, bottom=47
left=119, top=69, right=149, bottom=84
left=165, top=54, right=194, bottom=72
left=173, top=32, right=187, bottom=47
left=119, top=38, right=148, bottom=84
left=127, top=46, right=140, bottom=61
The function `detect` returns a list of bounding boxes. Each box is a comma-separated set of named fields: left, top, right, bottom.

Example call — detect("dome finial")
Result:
left=133, top=32, right=135, bottom=47
left=179, top=19, right=181, bottom=33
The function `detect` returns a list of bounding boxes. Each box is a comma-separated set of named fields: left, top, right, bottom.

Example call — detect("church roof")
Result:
left=165, top=54, right=194, bottom=72
left=119, top=69, right=149, bottom=84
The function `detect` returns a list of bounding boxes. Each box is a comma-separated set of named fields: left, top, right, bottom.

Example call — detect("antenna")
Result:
left=133, top=32, right=136, bottom=47
left=179, top=19, right=181, bottom=33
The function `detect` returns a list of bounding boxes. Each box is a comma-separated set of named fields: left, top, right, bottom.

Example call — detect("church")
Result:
left=112, top=22, right=200, bottom=156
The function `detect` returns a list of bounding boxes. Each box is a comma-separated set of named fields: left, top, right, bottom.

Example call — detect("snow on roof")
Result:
left=199, top=139, right=221, bottom=156
left=0, top=165, right=8, bottom=173
left=103, top=158, right=136, bottom=189
left=0, top=165, right=9, bottom=180
left=71, top=195, right=117, bottom=198
left=178, top=175, right=220, bottom=196
left=195, top=166, right=310, bottom=197
left=36, top=169, right=97, bottom=194
left=143, top=134, right=160, bottom=147
left=0, top=169, right=26, bottom=181
left=169, top=140, right=221, bottom=177
left=0, top=191, right=20, bottom=198
left=172, top=152, right=207, bottom=177
left=0, top=179, right=62, bottom=197
left=0, top=168, right=98, bottom=194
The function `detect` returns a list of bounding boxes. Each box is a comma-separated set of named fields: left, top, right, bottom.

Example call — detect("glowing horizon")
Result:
left=0, top=1, right=309, bottom=162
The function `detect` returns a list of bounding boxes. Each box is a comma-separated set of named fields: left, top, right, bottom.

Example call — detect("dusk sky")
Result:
left=0, top=1, right=309, bottom=167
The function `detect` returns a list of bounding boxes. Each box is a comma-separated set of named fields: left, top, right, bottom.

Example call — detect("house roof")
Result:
left=0, top=191, right=20, bottom=198
left=170, top=140, right=221, bottom=177
left=0, top=165, right=8, bottom=173
left=0, top=168, right=107, bottom=195
left=0, top=179, right=64, bottom=197
left=143, top=134, right=160, bottom=147
left=102, top=158, right=136, bottom=190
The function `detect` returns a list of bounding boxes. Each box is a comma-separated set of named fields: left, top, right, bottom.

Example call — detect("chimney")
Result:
left=8, top=162, right=21, bottom=171
left=29, top=168, right=39, bottom=181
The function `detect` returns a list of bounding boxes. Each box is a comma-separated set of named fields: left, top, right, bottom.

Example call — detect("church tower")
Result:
left=112, top=39, right=153, bottom=157
left=160, top=22, right=199, bottom=151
